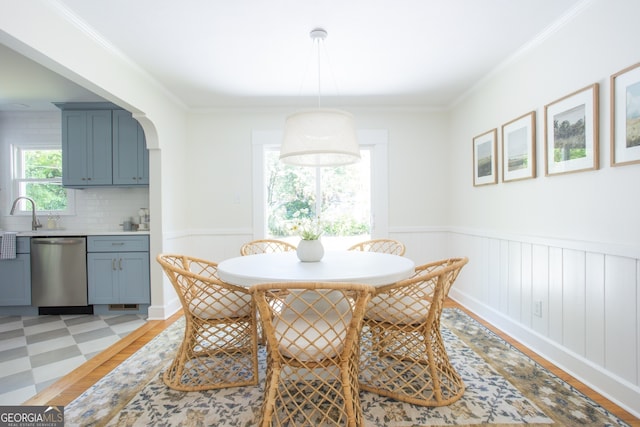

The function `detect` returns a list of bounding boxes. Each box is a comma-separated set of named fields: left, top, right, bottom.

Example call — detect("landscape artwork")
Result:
left=473, top=128, right=497, bottom=186
left=477, top=140, right=493, bottom=177
left=506, top=126, right=528, bottom=171
left=626, top=80, right=640, bottom=148
left=545, top=83, right=598, bottom=176
left=501, top=111, right=535, bottom=182
left=552, top=104, right=586, bottom=163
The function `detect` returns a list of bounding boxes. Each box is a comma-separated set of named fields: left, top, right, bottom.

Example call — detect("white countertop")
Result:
left=12, top=230, right=150, bottom=237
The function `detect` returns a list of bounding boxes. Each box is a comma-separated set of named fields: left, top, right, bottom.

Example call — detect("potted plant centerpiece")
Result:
left=292, top=216, right=324, bottom=262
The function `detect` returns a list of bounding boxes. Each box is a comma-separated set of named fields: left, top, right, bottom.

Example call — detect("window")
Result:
left=253, top=130, right=388, bottom=250
left=11, top=144, right=75, bottom=215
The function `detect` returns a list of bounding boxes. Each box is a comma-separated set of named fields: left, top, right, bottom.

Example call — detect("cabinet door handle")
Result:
left=119, top=258, right=123, bottom=270
left=112, top=242, right=125, bottom=246
left=112, top=259, right=117, bottom=270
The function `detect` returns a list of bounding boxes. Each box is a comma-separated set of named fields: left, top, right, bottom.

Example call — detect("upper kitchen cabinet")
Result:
left=56, top=102, right=149, bottom=188
left=113, top=110, right=149, bottom=185
left=61, top=109, right=113, bottom=186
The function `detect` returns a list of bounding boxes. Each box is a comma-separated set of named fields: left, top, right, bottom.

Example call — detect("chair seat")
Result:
left=277, top=290, right=351, bottom=361
left=365, top=294, right=429, bottom=323
left=190, top=292, right=252, bottom=319
left=276, top=314, right=349, bottom=361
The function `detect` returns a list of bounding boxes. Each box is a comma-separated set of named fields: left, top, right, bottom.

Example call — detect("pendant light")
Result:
left=280, top=28, right=361, bottom=167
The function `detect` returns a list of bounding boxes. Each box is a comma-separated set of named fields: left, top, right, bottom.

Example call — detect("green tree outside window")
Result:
left=265, top=149, right=370, bottom=238
left=14, top=148, right=70, bottom=212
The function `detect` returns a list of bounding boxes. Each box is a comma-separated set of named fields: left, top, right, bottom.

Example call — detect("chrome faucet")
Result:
left=10, top=196, right=42, bottom=231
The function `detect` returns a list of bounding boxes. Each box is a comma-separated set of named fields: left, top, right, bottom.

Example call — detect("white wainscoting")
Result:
left=442, top=227, right=640, bottom=417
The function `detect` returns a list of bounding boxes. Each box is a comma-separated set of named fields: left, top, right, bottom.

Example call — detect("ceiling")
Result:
left=0, top=0, right=587, bottom=112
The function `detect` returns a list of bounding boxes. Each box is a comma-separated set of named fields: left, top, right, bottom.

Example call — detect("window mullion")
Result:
left=315, top=167, right=322, bottom=220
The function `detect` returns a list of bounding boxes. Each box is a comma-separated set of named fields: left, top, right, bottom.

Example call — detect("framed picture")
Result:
left=611, top=62, right=640, bottom=166
left=544, top=83, right=599, bottom=176
left=472, top=128, right=497, bottom=186
left=501, top=111, right=536, bottom=182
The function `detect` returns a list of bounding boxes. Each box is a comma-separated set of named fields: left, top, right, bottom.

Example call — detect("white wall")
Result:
left=179, top=108, right=451, bottom=262
left=449, top=0, right=640, bottom=416
left=184, top=109, right=452, bottom=231
left=450, top=0, right=640, bottom=246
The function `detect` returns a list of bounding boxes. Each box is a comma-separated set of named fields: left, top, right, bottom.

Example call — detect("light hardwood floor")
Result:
left=24, top=301, right=639, bottom=425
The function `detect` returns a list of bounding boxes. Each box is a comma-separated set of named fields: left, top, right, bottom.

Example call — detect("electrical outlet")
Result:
left=533, top=300, right=543, bottom=318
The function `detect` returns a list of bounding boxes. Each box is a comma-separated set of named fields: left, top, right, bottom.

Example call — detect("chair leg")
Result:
left=163, top=319, right=194, bottom=388
left=342, top=356, right=362, bottom=427
left=257, top=358, right=280, bottom=427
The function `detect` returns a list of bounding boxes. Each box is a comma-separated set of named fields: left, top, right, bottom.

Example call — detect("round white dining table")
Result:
left=217, top=250, right=415, bottom=287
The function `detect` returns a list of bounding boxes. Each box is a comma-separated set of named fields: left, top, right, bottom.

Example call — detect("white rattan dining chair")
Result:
left=251, top=281, right=373, bottom=427
left=156, top=254, right=259, bottom=391
left=240, top=239, right=297, bottom=256
left=348, top=238, right=406, bottom=256
left=359, top=257, right=468, bottom=406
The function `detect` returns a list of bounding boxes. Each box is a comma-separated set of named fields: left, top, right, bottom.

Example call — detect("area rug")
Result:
left=64, top=309, right=629, bottom=426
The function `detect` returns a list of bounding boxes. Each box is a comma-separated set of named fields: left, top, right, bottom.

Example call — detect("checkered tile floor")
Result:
left=0, top=313, right=146, bottom=405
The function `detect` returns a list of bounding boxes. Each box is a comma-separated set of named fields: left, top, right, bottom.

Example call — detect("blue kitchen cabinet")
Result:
left=0, top=237, right=31, bottom=306
left=112, top=110, right=149, bottom=186
left=87, top=236, right=150, bottom=305
left=61, top=109, right=113, bottom=187
left=57, top=102, right=149, bottom=188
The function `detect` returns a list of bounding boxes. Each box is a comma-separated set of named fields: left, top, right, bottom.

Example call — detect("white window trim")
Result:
left=251, top=129, right=388, bottom=239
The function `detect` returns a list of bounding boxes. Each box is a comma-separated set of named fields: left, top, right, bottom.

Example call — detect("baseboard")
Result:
left=450, top=288, right=640, bottom=418
left=146, top=297, right=181, bottom=320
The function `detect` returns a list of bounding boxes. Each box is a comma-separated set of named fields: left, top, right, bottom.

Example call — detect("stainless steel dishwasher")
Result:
left=31, top=236, right=88, bottom=307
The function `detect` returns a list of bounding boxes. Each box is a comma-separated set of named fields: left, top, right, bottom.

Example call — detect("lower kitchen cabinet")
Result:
left=0, top=237, right=31, bottom=306
left=87, top=236, right=150, bottom=305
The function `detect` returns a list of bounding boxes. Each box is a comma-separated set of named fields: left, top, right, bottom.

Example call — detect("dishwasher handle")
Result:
left=31, top=237, right=85, bottom=245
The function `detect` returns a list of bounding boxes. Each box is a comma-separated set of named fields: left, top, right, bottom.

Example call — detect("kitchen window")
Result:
left=11, top=143, right=75, bottom=215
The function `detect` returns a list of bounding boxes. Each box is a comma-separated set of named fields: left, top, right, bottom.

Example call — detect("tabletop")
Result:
left=217, top=250, right=415, bottom=287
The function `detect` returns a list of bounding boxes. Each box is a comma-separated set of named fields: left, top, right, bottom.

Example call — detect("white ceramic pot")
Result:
left=296, top=239, right=324, bottom=262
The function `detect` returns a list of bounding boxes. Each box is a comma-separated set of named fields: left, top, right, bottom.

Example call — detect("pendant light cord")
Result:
left=316, top=34, right=322, bottom=108
left=310, top=28, right=327, bottom=109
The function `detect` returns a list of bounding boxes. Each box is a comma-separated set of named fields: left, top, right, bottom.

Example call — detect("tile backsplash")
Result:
left=2, top=187, right=149, bottom=232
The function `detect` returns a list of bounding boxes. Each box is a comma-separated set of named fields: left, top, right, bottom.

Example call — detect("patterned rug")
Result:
left=64, top=309, right=629, bottom=426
